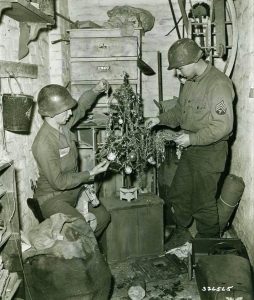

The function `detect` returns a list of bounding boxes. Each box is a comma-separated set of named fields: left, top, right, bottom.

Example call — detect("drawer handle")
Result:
left=98, top=43, right=108, bottom=49
left=97, top=66, right=111, bottom=72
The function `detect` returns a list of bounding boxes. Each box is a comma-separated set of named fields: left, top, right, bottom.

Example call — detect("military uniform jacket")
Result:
left=32, top=89, right=97, bottom=201
left=159, top=64, right=235, bottom=146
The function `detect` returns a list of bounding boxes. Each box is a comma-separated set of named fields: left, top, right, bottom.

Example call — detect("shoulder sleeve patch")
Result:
left=215, top=100, right=227, bottom=115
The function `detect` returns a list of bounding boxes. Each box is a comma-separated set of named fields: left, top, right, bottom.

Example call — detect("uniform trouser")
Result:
left=39, top=190, right=110, bottom=238
left=165, top=141, right=228, bottom=238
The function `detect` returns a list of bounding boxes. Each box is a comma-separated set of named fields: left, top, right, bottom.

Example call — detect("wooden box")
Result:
left=101, top=193, right=164, bottom=263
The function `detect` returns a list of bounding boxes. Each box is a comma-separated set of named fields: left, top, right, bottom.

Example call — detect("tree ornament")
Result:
left=147, top=156, right=156, bottom=165
left=129, top=151, right=137, bottom=162
left=114, top=129, right=122, bottom=137
left=107, top=152, right=117, bottom=161
left=118, top=118, right=123, bottom=124
left=111, top=97, right=118, bottom=104
left=125, top=166, right=133, bottom=174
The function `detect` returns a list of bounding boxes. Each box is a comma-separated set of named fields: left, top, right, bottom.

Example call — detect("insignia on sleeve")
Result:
left=215, top=100, right=227, bottom=115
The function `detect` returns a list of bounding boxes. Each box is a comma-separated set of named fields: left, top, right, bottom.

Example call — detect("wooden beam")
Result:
left=2, top=0, right=54, bottom=24
left=0, top=61, right=38, bottom=78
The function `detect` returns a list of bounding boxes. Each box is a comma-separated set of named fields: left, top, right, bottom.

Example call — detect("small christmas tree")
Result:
left=97, top=73, right=156, bottom=190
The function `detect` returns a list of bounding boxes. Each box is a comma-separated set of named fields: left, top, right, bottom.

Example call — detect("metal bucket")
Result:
left=2, top=77, right=34, bottom=132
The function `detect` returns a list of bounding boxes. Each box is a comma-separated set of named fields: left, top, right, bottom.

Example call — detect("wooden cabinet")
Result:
left=70, top=28, right=142, bottom=197
left=0, top=161, right=23, bottom=299
left=69, top=28, right=142, bottom=113
left=101, top=193, right=164, bottom=263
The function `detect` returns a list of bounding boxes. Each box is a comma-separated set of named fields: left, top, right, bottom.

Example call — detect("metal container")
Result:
left=2, top=77, right=34, bottom=132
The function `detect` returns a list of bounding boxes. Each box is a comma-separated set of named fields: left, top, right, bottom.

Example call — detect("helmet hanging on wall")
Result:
left=167, top=38, right=203, bottom=70
left=37, top=84, right=77, bottom=117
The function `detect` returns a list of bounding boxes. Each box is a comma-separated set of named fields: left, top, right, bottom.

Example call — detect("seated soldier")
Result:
left=32, top=80, right=110, bottom=238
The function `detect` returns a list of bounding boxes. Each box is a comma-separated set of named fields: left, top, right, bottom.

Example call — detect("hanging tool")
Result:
left=167, top=0, right=181, bottom=39
left=18, top=22, right=30, bottom=60
left=207, top=0, right=214, bottom=62
left=55, top=12, right=101, bottom=29
left=165, top=17, right=182, bottom=37
left=55, top=12, right=79, bottom=28
left=178, top=0, right=191, bottom=36
left=157, top=51, right=163, bottom=103
left=153, top=52, right=163, bottom=113
left=181, top=0, right=186, bottom=38
left=137, top=57, right=156, bottom=76
left=188, top=2, right=210, bottom=47
left=51, top=37, right=70, bottom=44
left=214, top=0, right=226, bottom=57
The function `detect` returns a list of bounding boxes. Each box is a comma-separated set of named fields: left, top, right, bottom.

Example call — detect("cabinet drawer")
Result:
left=71, top=83, right=137, bottom=107
left=70, top=37, right=138, bottom=58
left=70, top=59, right=138, bottom=81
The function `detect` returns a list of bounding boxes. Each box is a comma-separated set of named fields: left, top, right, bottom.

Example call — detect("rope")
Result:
left=219, top=195, right=239, bottom=208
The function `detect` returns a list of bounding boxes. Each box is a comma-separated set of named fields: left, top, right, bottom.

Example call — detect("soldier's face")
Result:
left=177, top=63, right=196, bottom=79
left=54, top=109, right=72, bottom=125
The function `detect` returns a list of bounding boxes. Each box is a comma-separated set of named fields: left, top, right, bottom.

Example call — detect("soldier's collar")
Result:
left=44, top=120, right=64, bottom=138
left=191, top=63, right=212, bottom=82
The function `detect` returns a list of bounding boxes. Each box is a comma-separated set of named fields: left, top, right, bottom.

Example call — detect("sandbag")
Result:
left=24, top=255, right=111, bottom=300
left=104, top=5, right=155, bottom=32
left=218, top=174, right=245, bottom=232
left=23, top=213, right=111, bottom=300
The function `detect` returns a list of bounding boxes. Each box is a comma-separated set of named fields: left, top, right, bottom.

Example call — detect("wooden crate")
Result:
left=101, top=193, right=164, bottom=263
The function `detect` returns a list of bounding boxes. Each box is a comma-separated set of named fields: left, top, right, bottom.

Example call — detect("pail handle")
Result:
left=7, top=73, right=24, bottom=95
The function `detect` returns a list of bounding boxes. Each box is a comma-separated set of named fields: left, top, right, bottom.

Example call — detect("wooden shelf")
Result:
left=0, top=0, right=54, bottom=24
left=0, top=187, right=7, bottom=198
left=0, top=60, right=38, bottom=78
left=77, top=143, right=93, bottom=149
left=0, top=227, right=11, bottom=249
left=0, top=161, right=12, bottom=173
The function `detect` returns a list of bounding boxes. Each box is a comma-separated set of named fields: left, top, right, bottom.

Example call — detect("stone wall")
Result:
left=230, top=0, right=254, bottom=264
left=0, top=15, right=49, bottom=232
left=0, top=0, right=70, bottom=232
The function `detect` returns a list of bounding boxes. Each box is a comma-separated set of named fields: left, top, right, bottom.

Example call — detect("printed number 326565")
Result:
left=202, top=286, right=234, bottom=292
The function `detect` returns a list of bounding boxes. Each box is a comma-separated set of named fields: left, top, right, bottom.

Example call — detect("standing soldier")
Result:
left=147, top=38, right=235, bottom=238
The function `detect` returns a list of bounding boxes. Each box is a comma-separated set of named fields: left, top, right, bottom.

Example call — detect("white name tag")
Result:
left=59, top=147, right=70, bottom=157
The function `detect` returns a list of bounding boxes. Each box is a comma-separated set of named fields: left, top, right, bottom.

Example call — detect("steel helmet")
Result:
left=167, top=38, right=203, bottom=70
left=37, top=84, right=77, bottom=117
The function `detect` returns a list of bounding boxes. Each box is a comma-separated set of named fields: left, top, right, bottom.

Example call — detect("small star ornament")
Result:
left=125, top=166, right=133, bottom=174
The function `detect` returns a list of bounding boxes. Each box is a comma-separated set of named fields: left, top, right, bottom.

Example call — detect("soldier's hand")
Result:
left=90, top=160, right=110, bottom=176
left=93, top=79, right=110, bottom=94
left=174, top=133, right=191, bottom=148
left=145, top=117, right=160, bottom=129
left=153, top=100, right=162, bottom=112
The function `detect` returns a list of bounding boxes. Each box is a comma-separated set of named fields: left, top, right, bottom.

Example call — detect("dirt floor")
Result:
left=108, top=229, right=239, bottom=300
left=109, top=257, right=200, bottom=300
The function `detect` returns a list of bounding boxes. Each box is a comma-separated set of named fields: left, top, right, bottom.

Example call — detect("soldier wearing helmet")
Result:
left=147, top=38, right=235, bottom=239
left=32, top=80, right=111, bottom=238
